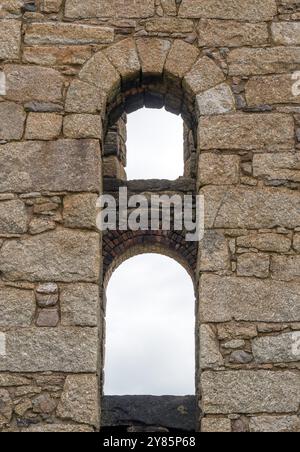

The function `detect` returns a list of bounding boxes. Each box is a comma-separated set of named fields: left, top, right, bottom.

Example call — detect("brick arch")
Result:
left=103, top=230, right=197, bottom=289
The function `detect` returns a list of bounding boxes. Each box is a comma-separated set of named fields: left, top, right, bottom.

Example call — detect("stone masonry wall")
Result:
left=0, top=0, right=300, bottom=433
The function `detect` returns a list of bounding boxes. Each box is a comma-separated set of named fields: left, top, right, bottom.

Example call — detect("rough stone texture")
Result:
left=4, top=65, right=64, bottom=103
left=246, top=75, right=300, bottom=106
left=0, top=288, right=35, bottom=328
left=272, top=22, right=300, bottom=45
left=237, top=252, right=270, bottom=278
left=65, top=0, right=155, bottom=19
left=237, top=233, right=291, bottom=253
left=25, top=113, right=62, bottom=140
left=136, top=38, right=171, bottom=78
left=202, top=186, right=300, bottom=229
left=253, top=153, right=300, bottom=183
left=63, top=114, right=102, bottom=139
left=0, top=199, right=27, bottom=234
left=22, top=424, right=93, bottom=432
left=199, top=114, right=294, bottom=151
left=0, top=140, right=101, bottom=193
left=36, top=309, right=60, bottom=327
left=65, top=80, right=106, bottom=114
left=0, top=102, right=25, bottom=140
left=179, top=0, right=277, bottom=21
left=104, top=38, right=140, bottom=82
left=60, top=284, right=99, bottom=327
left=0, top=20, right=21, bottom=60
left=0, top=230, right=100, bottom=282
left=197, top=84, right=235, bottom=116
left=57, top=375, right=99, bottom=427
left=252, top=332, right=300, bottom=364
left=201, top=418, right=232, bottom=433
left=165, top=41, right=199, bottom=81
left=200, top=325, right=224, bottom=369
left=198, top=154, right=239, bottom=186
left=198, top=231, right=230, bottom=272
left=183, top=57, right=225, bottom=96
left=25, top=23, right=114, bottom=45
left=63, top=193, right=98, bottom=230
left=249, top=416, right=300, bottom=433
left=202, top=371, right=300, bottom=414
left=200, top=275, right=300, bottom=323
left=23, top=45, right=92, bottom=66
left=271, top=255, right=300, bottom=282
left=198, top=20, right=268, bottom=47
left=0, top=328, right=98, bottom=372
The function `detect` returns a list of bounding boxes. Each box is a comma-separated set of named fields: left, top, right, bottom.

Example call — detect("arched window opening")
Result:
left=102, top=254, right=196, bottom=432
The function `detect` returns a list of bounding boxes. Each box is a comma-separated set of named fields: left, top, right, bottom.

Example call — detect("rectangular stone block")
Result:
left=201, top=186, right=300, bottom=229
left=0, top=328, right=98, bottom=372
left=252, top=332, right=300, bottom=364
left=0, top=199, right=27, bottom=235
left=272, top=22, right=300, bottom=45
left=199, top=114, right=294, bottom=151
left=179, top=0, right=277, bottom=21
left=198, top=20, right=268, bottom=47
left=4, top=65, right=64, bottom=103
left=202, top=371, right=300, bottom=414
left=253, top=153, right=300, bottom=183
left=249, top=416, right=300, bottom=433
left=237, top=233, right=291, bottom=253
left=0, top=102, right=25, bottom=141
left=271, top=255, right=300, bottom=281
left=0, top=20, right=21, bottom=60
left=0, top=140, right=101, bottom=193
left=23, top=46, right=92, bottom=66
left=25, top=23, right=114, bottom=45
left=60, top=283, right=99, bottom=327
left=65, top=0, right=155, bottom=19
left=0, top=288, right=35, bottom=328
left=228, top=47, right=300, bottom=76
left=198, top=154, right=239, bottom=186
left=199, top=274, right=300, bottom=323
left=246, top=75, right=300, bottom=106
left=0, top=230, right=100, bottom=282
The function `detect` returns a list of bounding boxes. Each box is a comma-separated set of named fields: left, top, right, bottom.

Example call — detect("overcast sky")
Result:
left=104, top=109, right=195, bottom=396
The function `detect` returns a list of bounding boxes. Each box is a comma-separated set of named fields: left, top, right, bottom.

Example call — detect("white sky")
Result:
left=125, top=108, right=184, bottom=180
left=104, top=109, right=195, bottom=396
left=104, top=254, right=195, bottom=396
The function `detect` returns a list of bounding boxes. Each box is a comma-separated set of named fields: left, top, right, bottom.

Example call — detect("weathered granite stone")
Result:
left=198, top=154, right=239, bottom=186
left=0, top=199, right=27, bottom=234
left=104, top=38, right=140, bottom=82
left=63, top=193, right=98, bottom=229
left=0, top=230, right=100, bottom=282
left=0, top=389, right=12, bottom=427
left=183, top=57, right=225, bottom=96
left=41, top=0, right=63, bottom=13
left=253, top=332, right=300, bottom=364
left=136, top=38, right=171, bottom=79
left=165, top=40, right=199, bottom=81
left=229, top=351, right=253, bottom=364
left=0, top=375, right=31, bottom=387
left=253, top=153, right=300, bottom=183
left=22, top=424, right=93, bottom=432
left=0, top=288, right=35, bottom=327
left=198, top=20, right=268, bottom=47
left=246, top=75, right=300, bottom=106
left=4, top=65, right=64, bottom=103
left=249, top=416, right=300, bottom=433
left=65, top=0, right=155, bottom=19
left=0, top=140, right=101, bottom=193
left=23, top=46, right=92, bottom=66
left=217, top=324, right=258, bottom=340
left=200, top=325, right=224, bottom=369
left=272, top=22, right=300, bottom=45
left=294, top=234, right=300, bottom=252
left=57, top=375, right=99, bottom=427
left=0, top=102, right=25, bottom=140
left=29, top=218, right=56, bottom=235
left=0, top=328, right=98, bottom=372
left=25, top=23, right=114, bottom=45
left=36, top=309, right=59, bottom=327
left=145, top=18, right=193, bottom=34
left=63, top=114, right=102, bottom=139
left=199, top=274, right=300, bottom=323
left=201, top=418, right=231, bottom=433
left=179, top=0, right=277, bottom=21
left=198, top=231, right=231, bottom=272
left=201, top=186, right=300, bottom=229
left=199, top=114, right=294, bottom=151
left=202, top=371, right=300, bottom=414
left=65, top=80, right=106, bottom=114
left=271, top=255, right=300, bottom=281
left=228, top=47, right=300, bottom=76
left=197, top=84, right=235, bottom=116
left=0, top=20, right=21, bottom=60
left=25, top=113, right=62, bottom=140
left=32, top=393, right=56, bottom=414
left=237, top=252, right=270, bottom=278
left=60, top=284, right=99, bottom=327
left=237, top=233, right=291, bottom=253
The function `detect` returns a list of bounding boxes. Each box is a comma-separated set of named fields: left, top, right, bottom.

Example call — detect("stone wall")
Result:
left=0, top=0, right=300, bottom=433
